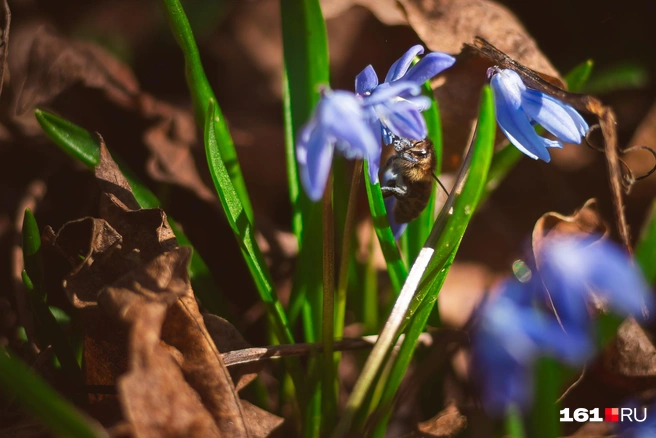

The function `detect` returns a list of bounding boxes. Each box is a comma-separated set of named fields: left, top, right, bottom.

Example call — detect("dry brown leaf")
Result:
left=396, top=0, right=563, bottom=164
left=408, top=403, right=467, bottom=438
left=602, top=318, right=656, bottom=378
left=532, top=198, right=608, bottom=260
left=204, top=314, right=261, bottom=392
left=398, top=0, right=560, bottom=78
left=8, top=25, right=215, bottom=202
left=240, top=400, right=284, bottom=438
left=437, top=262, right=496, bottom=329
left=625, top=100, right=656, bottom=196
left=44, top=141, right=280, bottom=436
left=0, top=0, right=10, bottom=97
left=321, top=0, right=408, bottom=25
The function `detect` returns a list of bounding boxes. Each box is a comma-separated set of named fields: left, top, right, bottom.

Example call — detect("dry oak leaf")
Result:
left=403, top=403, right=467, bottom=437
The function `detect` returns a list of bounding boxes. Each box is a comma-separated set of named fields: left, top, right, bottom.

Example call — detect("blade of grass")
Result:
left=482, top=60, right=594, bottom=201
left=364, top=161, right=408, bottom=294
left=505, top=405, right=526, bottom=438
left=22, top=210, right=84, bottom=400
left=335, top=87, right=495, bottom=437
left=636, top=198, right=656, bottom=285
left=204, top=99, right=294, bottom=344
left=368, top=87, right=496, bottom=434
left=0, top=347, right=105, bottom=438
left=34, top=109, right=227, bottom=316
left=160, top=0, right=253, bottom=222
left=280, top=2, right=330, bottom=435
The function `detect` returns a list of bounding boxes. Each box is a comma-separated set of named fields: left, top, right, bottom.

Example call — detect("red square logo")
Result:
left=605, top=408, right=619, bottom=422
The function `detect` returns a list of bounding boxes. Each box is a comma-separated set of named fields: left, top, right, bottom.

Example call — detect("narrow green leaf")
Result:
left=161, top=0, right=254, bottom=222
left=336, top=87, right=495, bottom=437
left=505, top=405, right=526, bottom=438
left=583, top=62, right=648, bottom=94
left=205, top=99, right=294, bottom=344
left=369, top=87, right=496, bottom=432
left=34, top=109, right=226, bottom=316
left=280, top=2, right=330, bottom=434
left=22, top=210, right=83, bottom=396
left=636, top=199, right=656, bottom=285
left=22, top=208, right=46, bottom=301
left=364, top=162, right=408, bottom=294
left=527, top=358, right=560, bottom=438
left=0, top=348, right=104, bottom=438
left=482, top=60, right=594, bottom=201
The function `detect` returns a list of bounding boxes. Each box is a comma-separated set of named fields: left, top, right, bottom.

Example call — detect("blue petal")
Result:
left=385, top=45, right=424, bottom=83
left=297, top=124, right=333, bottom=202
left=319, top=91, right=380, bottom=159
left=541, top=238, right=653, bottom=325
left=491, top=74, right=555, bottom=162
left=364, top=81, right=420, bottom=106
left=355, top=65, right=379, bottom=95
left=403, top=52, right=456, bottom=85
left=376, top=99, right=427, bottom=140
left=521, top=89, right=589, bottom=144
left=406, top=95, right=432, bottom=111
left=384, top=197, right=407, bottom=239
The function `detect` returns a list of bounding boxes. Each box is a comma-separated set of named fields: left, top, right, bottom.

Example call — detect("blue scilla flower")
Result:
left=488, top=67, right=589, bottom=162
left=473, top=279, right=593, bottom=414
left=355, top=45, right=455, bottom=144
left=296, top=89, right=379, bottom=201
left=540, top=236, right=654, bottom=333
left=472, top=236, right=652, bottom=415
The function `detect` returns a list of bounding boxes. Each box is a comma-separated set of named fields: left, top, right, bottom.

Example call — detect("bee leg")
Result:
left=400, top=152, right=419, bottom=164
left=381, top=185, right=408, bottom=198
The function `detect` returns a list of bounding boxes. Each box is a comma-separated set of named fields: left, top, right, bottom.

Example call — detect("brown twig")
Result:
left=221, top=333, right=433, bottom=367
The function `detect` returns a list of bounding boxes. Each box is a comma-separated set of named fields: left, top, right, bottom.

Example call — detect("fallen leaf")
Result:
left=321, top=0, right=408, bottom=25
left=44, top=140, right=280, bottom=436
left=240, top=400, right=284, bottom=438
left=532, top=198, right=608, bottom=261
left=8, top=25, right=215, bottom=203
left=602, top=318, right=656, bottom=378
left=407, top=403, right=467, bottom=438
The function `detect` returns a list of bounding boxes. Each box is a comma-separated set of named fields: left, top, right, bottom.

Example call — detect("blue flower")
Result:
left=488, top=67, right=589, bottom=162
left=472, top=279, right=593, bottom=415
left=472, top=236, right=652, bottom=415
left=540, top=236, right=653, bottom=333
left=296, top=89, right=379, bottom=201
left=355, top=45, right=455, bottom=146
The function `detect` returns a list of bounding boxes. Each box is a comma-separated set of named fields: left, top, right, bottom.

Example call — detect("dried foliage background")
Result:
left=1, top=0, right=656, bottom=436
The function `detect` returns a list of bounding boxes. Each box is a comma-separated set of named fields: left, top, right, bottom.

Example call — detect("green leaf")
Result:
left=369, top=86, right=496, bottom=433
left=280, top=2, right=330, bottom=434
left=0, top=347, right=104, bottom=438
left=161, top=0, right=254, bottom=223
left=505, top=405, right=526, bottom=438
left=22, top=210, right=83, bottom=397
left=636, top=198, right=656, bottom=285
left=583, top=62, right=648, bottom=94
left=34, top=109, right=227, bottom=316
left=204, top=99, right=294, bottom=344
left=364, top=162, right=408, bottom=294
left=482, top=60, right=594, bottom=201
left=336, top=87, right=495, bottom=437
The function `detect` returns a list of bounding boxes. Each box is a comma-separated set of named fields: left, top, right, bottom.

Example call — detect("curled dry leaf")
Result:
left=45, top=140, right=282, bottom=436
left=532, top=198, right=609, bottom=262
left=404, top=403, right=467, bottom=438
left=8, top=25, right=215, bottom=202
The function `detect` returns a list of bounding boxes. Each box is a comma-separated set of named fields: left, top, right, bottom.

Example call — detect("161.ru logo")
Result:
left=560, top=407, right=647, bottom=423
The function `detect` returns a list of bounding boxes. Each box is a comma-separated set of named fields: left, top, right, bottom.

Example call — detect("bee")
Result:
left=380, top=135, right=437, bottom=224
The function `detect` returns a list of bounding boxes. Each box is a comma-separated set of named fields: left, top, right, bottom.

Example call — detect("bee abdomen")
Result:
left=394, top=196, right=430, bottom=224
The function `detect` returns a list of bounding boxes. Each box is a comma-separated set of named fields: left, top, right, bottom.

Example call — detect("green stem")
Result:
left=322, top=174, right=337, bottom=429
